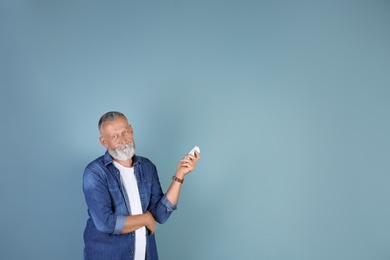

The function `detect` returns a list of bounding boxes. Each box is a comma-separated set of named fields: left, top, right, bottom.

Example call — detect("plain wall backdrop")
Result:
left=1, top=1, right=389, bottom=259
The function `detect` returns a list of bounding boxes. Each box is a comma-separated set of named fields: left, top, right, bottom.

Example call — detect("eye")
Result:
left=112, top=134, right=118, bottom=140
left=123, top=128, right=132, bottom=135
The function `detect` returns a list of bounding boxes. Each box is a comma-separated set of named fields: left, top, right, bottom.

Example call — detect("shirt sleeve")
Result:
left=83, top=167, right=125, bottom=235
left=113, top=215, right=126, bottom=235
left=160, top=195, right=177, bottom=211
left=146, top=163, right=177, bottom=224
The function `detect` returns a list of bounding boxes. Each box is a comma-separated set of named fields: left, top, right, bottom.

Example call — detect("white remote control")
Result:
left=189, top=145, right=200, bottom=155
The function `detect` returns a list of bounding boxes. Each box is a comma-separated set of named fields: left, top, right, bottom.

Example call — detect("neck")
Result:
left=113, top=158, right=133, bottom=168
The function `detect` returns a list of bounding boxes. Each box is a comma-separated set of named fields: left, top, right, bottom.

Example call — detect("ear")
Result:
left=99, top=136, right=108, bottom=149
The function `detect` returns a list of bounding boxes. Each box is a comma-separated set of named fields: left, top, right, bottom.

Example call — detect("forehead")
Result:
left=100, top=116, right=129, bottom=134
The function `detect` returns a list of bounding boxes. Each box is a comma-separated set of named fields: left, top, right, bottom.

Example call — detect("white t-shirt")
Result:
left=113, top=161, right=146, bottom=260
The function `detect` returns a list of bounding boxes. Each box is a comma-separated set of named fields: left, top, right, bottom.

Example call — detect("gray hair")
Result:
left=98, top=111, right=127, bottom=132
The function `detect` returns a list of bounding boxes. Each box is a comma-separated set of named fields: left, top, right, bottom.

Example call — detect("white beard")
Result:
left=109, top=142, right=136, bottom=161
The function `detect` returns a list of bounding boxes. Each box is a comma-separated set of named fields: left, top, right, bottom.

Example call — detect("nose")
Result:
left=117, top=134, right=126, bottom=144
left=117, top=133, right=132, bottom=145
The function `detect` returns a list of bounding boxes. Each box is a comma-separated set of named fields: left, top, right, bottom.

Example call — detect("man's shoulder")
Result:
left=134, top=155, right=159, bottom=174
left=86, top=155, right=105, bottom=167
left=84, top=155, right=107, bottom=175
left=134, top=154, right=148, bottom=162
left=134, top=155, right=154, bottom=166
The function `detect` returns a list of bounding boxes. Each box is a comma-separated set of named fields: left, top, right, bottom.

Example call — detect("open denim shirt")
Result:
left=83, top=151, right=176, bottom=260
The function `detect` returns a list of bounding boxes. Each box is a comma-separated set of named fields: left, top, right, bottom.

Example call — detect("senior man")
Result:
left=83, top=111, right=200, bottom=260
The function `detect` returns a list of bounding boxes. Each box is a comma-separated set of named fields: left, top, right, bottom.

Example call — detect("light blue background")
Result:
left=1, top=1, right=389, bottom=259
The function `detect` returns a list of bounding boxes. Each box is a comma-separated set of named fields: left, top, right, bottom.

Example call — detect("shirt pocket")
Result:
left=107, top=183, right=126, bottom=213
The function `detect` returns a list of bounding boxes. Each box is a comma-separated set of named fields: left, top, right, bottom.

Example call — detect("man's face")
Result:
left=99, top=116, right=135, bottom=161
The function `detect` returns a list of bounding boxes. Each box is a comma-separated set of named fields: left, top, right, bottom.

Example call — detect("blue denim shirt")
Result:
left=83, top=151, right=177, bottom=260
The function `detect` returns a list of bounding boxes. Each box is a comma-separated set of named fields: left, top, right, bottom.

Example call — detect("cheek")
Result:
left=104, top=141, right=118, bottom=150
left=123, top=136, right=134, bottom=143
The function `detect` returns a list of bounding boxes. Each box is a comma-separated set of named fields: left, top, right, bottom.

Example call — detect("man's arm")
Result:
left=120, top=211, right=156, bottom=234
left=166, top=151, right=200, bottom=205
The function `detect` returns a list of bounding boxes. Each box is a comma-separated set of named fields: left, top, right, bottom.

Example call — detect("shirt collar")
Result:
left=103, top=150, right=140, bottom=166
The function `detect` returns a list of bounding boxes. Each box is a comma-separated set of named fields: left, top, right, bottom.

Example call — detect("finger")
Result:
left=186, top=154, right=197, bottom=161
left=194, top=150, right=200, bottom=160
left=183, top=158, right=194, bottom=165
left=181, top=160, right=190, bottom=166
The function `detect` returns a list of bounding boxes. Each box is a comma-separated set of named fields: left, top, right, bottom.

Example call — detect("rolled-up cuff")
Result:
left=161, top=195, right=177, bottom=212
left=113, top=215, right=126, bottom=235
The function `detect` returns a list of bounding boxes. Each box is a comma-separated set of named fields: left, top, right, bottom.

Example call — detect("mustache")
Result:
left=117, top=142, right=134, bottom=150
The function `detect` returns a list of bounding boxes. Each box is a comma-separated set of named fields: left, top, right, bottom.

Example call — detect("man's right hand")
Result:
left=144, top=211, right=157, bottom=235
left=121, top=210, right=157, bottom=234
